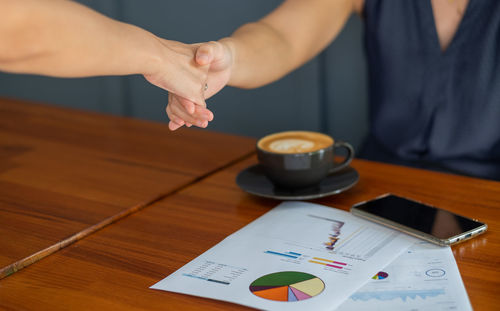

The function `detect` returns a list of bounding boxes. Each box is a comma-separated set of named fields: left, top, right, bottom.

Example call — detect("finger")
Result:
left=170, top=97, right=210, bottom=128
left=180, top=95, right=213, bottom=121
left=166, top=100, right=186, bottom=128
left=181, top=99, right=195, bottom=114
left=196, top=42, right=216, bottom=66
left=167, top=105, right=186, bottom=125
left=196, top=41, right=226, bottom=67
left=206, top=108, right=214, bottom=121
left=178, top=95, right=208, bottom=114
left=192, top=105, right=214, bottom=122
left=170, top=115, right=186, bottom=126
left=169, top=121, right=183, bottom=131
left=182, top=89, right=208, bottom=110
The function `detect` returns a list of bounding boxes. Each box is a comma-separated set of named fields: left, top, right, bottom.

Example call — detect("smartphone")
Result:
left=350, top=194, right=487, bottom=246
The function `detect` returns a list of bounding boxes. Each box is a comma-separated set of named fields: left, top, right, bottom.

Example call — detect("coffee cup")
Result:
left=256, top=131, right=354, bottom=189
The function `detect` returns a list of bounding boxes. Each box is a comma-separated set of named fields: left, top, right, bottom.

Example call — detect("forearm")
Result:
left=221, top=22, right=295, bottom=89
left=0, top=0, right=163, bottom=77
left=224, top=0, right=355, bottom=89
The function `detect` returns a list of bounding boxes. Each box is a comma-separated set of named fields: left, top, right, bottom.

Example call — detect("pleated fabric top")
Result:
left=360, top=0, right=500, bottom=180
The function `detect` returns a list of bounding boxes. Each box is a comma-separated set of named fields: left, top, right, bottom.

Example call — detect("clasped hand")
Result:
left=145, top=39, right=232, bottom=131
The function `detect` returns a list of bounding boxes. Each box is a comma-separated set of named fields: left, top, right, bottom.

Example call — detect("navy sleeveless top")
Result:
left=359, top=0, right=500, bottom=180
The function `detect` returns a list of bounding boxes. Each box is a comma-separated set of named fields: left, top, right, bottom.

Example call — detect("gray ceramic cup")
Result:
left=256, top=131, right=354, bottom=189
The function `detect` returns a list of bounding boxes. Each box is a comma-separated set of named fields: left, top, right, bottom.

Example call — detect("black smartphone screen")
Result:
left=353, top=194, right=485, bottom=239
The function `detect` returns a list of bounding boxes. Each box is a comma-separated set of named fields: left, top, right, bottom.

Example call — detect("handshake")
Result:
left=0, top=0, right=240, bottom=132
left=147, top=39, right=234, bottom=131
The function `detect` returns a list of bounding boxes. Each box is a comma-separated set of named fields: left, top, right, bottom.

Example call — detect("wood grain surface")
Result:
left=0, top=98, right=255, bottom=277
left=1, top=156, right=498, bottom=310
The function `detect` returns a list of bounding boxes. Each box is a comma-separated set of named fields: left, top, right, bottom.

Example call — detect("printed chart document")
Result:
left=151, top=201, right=416, bottom=310
left=337, top=241, right=472, bottom=311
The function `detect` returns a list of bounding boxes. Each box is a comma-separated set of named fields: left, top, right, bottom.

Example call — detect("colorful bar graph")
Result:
left=207, top=279, right=231, bottom=285
left=312, top=257, right=347, bottom=265
left=308, top=260, right=343, bottom=269
left=287, top=252, right=302, bottom=256
left=264, top=251, right=299, bottom=259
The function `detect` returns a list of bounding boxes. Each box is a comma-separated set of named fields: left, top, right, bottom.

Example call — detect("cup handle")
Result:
left=329, top=141, right=354, bottom=174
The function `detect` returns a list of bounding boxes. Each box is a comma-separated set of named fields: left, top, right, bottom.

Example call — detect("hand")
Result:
left=166, top=92, right=213, bottom=129
left=195, top=40, right=234, bottom=100
left=143, top=39, right=208, bottom=105
left=140, top=39, right=212, bottom=129
left=166, top=40, right=234, bottom=130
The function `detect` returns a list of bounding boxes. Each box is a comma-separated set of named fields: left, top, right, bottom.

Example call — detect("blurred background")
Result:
left=0, top=0, right=369, bottom=150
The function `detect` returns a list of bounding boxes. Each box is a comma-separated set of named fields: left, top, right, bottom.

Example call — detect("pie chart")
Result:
left=372, top=271, right=388, bottom=280
left=249, top=271, right=325, bottom=302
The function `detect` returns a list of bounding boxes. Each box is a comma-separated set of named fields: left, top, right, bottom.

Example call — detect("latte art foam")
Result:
left=258, top=131, right=333, bottom=154
left=269, top=139, right=315, bottom=153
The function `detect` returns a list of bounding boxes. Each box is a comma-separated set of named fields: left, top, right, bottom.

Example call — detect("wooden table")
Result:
left=1, top=154, right=498, bottom=310
left=0, top=98, right=255, bottom=277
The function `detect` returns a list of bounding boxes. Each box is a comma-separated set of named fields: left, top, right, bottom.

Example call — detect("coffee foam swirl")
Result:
left=258, top=131, right=333, bottom=154
left=269, top=139, right=315, bottom=153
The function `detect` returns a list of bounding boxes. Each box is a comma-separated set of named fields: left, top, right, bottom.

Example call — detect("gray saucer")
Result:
left=236, top=164, right=359, bottom=200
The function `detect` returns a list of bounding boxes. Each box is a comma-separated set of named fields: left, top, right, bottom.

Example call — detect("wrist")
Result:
left=138, top=33, right=169, bottom=77
left=116, top=21, right=170, bottom=78
left=218, top=37, right=237, bottom=86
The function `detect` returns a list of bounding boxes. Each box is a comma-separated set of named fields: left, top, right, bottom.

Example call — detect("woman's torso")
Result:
left=360, top=0, right=500, bottom=180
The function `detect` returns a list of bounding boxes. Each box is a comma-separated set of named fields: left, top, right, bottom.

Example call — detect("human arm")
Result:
left=215, top=0, right=358, bottom=88
left=167, top=0, right=361, bottom=130
left=0, top=0, right=212, bottom=123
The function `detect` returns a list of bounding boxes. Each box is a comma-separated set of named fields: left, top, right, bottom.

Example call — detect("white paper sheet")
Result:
left=151, top=201, right=417, bottom=311
left=336, top=241, right=472, bottom=311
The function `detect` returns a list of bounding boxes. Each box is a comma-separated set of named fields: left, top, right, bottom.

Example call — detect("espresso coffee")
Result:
left=257, top=131, right=333, bottom=154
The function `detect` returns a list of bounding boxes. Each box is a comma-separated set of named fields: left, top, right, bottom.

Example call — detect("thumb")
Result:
left=195, top=41, right=221, bottom=66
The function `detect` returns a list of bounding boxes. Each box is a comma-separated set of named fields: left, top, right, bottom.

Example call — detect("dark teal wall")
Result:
left=0, top=1, right=368, bottom=150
